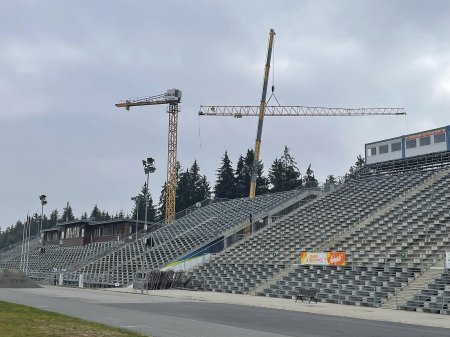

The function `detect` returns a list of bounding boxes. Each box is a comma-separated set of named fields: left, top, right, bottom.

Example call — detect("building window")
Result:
left=103, top=226, right=113, bottom=236
left=419, top=136, right=431, bottom=146
left=434, top=133, right=446, bottom=143
left=391, top=142, right=401, bottom=152
left=379, top=144, right=389, bottom=154
left=369, top=147, right=376, bottom=156
left=66, top=227, right=79, bottom=239
left=406, top=139, right=416, bottom=149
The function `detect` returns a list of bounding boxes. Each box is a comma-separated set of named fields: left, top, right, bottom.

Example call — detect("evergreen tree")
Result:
left=303, top=164, right=318, bottom=188
left=196, top=175, right=211, bottom=202
left=61, top=204, right=75, bottom=222
left=49, top=209, right=59, bottom=227
left=132, top=184, right=156, bottom=222
left=90, top=205, right=102, bottom=221
left=268, top=158, right=284, bottom=192
left=234, top=155, right=248, bottom=198
left=117, top=209, right=125, bottom=219
left=176, top=168, right=191, bottom=212
left=235, top=149, right=268, bottom=197
left=100, top=211, right=111, bottom=221
left=189, top=160, right=211, bottom=204
left=214, top=151, right=236, bottom=199
left=268, top=146, right=302, bottom=192
left=157, top=182, right=167, bottom=222
left=248, top=150, right=269, bottom=195
left=355, top=154, right=365, bottom=170
left=81, top=212, right=88, bottom=220
left=325, top=175, right=336, bottom=184
left=175, top=160, right=211, bottom=213
left=344, top=154, right=365, bottom=181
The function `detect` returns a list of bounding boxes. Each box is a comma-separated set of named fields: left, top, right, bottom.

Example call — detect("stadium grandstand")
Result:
left=1, top=125, right=449, bottom=315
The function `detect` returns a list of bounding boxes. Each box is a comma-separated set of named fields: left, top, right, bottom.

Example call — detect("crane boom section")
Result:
left=199, top=105, right=406, bottom=117
left=115, top=89, right=182, bottom=110
left=249, top=28, right=276, bottom=199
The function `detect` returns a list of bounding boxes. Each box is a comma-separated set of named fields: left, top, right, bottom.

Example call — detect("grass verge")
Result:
left=0, top=300, right=148, bottom=337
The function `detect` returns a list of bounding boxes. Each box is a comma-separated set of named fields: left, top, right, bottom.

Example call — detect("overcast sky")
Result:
left=1, top=0, right=450, bottom=229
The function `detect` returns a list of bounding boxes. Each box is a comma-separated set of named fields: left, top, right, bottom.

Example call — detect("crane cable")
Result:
left=198, top=114, right=202, bottom=149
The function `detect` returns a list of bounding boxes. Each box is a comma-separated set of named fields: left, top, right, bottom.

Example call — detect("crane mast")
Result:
left=116, top=89, right=182, bottom=224
left=250, top=28, right=275, bottom=199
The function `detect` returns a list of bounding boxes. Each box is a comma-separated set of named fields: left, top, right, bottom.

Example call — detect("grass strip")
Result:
left=0, top=300, right=149, bottom=337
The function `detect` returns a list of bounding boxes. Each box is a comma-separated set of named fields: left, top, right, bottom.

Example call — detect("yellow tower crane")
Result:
left=116, top=89, right=182, bottom=224
left=199, top=28, right=406, bottom=199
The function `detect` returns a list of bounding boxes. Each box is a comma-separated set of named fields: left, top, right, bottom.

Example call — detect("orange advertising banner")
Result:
left=299, top=252, right=346, bottom=266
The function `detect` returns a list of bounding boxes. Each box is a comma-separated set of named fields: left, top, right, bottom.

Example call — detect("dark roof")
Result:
left=42, top=226, right=60, bottom=233
left=54, top=218, right=160, bottom=227
left=88, top=219, right=139, bottom=226
left=56, top=220, right=92, bottom=227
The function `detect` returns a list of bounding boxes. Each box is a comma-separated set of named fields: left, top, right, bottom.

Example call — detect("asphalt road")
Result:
left=0, top=287, right=447, bottom=337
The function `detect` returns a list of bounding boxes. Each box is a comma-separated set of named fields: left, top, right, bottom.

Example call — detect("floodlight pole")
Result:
left=142, top=158, right=156, bottom=232
left=39, top=195, right=47, bottom=236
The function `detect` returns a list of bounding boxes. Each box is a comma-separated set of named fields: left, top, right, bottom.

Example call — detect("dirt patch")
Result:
left=0, top=269, right=41, bottom=288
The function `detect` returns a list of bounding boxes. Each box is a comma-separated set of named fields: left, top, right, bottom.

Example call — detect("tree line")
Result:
left=0, top=146, right=364, bottom=250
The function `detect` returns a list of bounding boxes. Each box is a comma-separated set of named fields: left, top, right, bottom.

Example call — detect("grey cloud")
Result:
left=1, top=0, right=450, bottom=228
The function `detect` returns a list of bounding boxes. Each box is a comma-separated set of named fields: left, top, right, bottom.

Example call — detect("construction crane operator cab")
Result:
left=165, top=89, right=182, bottom=103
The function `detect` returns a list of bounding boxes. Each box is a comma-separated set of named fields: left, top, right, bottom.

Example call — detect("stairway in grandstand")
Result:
left=190, top=168, right=450, bottom=309
left=382, top=264, right=443, bottom=310
left=401, top=268, right=450, bottom=314
left=64, top=188, right=319, bottom=286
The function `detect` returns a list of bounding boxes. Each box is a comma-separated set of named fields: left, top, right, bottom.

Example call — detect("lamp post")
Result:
left=39, top=195, right=47, bottom=237
left=131, top=196, right=140, bottom=241
left=142, top=158, right=156, bottom=231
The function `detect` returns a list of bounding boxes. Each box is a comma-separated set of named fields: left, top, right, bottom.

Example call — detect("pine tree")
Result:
left=174, top=160, right=212, bottom=213
left=344, top=154, right=365, bottom=181
left=248, top=149, right=269, bottom=196
left=355, top=154, right=365, bottom=170
left=268, top=158, right=284, bottom=192
left=269, top=146, right=302, bottom=192
left=157, top=182, right=167, bottom=222
left=176, top=168, right=191, bottom=211
left=303, top=164, right=318, bottom=188
left=132, top=184, right=156, bottom=222
left=189, top=160, right=211, bottom=204
left=325, top=175, right=336, bottom=184
left=234, top=155, right=248, bottom=198
left=90, top=205, right=102, bottom=221
left=49, top=209, right=59, bottom=227
left=214, top=151, right=236, bottom=199
left=61, top=204, right=75, bottom=222
left=235, top=149, right=268, bottom=197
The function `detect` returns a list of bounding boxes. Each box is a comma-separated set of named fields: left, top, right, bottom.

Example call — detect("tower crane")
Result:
left=199, top=28, right=406, bottom=199
left=116, top=89, right=182, bottom=224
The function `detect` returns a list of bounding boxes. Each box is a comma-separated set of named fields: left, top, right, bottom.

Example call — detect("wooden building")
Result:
left=42, top=219, right=159, bottom=247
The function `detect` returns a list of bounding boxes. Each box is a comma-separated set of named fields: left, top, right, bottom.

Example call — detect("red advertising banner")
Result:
left=299, top=252, right=346, bottom=266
